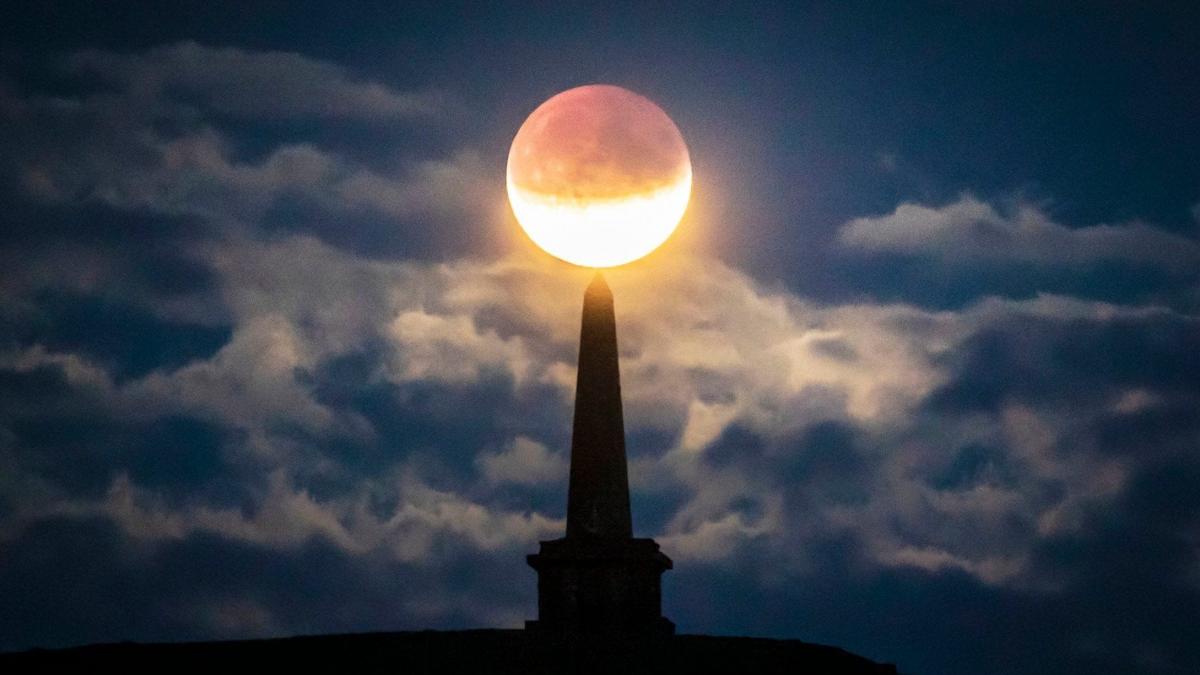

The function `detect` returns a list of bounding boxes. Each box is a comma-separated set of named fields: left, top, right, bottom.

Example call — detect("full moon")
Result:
left=507, top=85, right=692, bottom=268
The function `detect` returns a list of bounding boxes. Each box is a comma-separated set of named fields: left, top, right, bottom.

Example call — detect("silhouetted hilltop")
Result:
left=0, top=629, right=898, bottom=674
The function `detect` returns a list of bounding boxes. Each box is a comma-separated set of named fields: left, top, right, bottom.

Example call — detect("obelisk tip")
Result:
left=586, top=271, right=610, bottom=297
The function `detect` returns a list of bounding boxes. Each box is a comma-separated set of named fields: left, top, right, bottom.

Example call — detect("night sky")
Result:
left=2, top=3, right=1199, bottom=673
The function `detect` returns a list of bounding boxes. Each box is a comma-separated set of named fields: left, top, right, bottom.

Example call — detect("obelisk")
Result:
left=527, top=273, right=673, bottom=637
left=566, top=273, right=632, bottom=539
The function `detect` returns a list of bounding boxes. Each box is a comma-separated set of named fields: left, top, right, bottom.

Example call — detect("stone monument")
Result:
left=526, top=274, right=674, bottom=636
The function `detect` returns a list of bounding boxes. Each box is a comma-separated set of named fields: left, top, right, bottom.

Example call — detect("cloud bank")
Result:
left=1, top=41, right=1198, bottom=675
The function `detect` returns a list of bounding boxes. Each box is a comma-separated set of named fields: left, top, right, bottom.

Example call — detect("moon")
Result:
left=507, top=85, right=692, bottom=268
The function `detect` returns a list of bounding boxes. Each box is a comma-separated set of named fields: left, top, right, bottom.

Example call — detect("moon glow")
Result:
left=507, top=85, right=692, bottom=268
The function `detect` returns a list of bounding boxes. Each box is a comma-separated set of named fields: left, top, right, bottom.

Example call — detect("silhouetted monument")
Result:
left=0, top=277, right=899, bottom=674
left=527, top=274, right=673, bottom=636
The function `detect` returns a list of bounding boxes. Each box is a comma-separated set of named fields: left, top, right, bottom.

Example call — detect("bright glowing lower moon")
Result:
left=507, top=85, right=692, bottom=268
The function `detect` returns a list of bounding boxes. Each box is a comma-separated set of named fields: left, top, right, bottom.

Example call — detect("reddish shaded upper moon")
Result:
left=508, top=84, right=690, bottom=201
left=506, top=85, right=692, bottom=267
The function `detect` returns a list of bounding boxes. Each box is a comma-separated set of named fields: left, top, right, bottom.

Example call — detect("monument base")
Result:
left=527, top=536, right=673, bottom=637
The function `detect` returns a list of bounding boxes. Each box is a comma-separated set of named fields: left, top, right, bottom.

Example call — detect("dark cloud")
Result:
left=0, top=517, right=537, bottom=651
left=11, top=291, right=229, bottom=380
left=927, top=309, right=1200, bottom=413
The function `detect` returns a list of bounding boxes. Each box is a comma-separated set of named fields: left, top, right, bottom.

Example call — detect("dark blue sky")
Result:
left=1, top=3, right=1198, bottom=674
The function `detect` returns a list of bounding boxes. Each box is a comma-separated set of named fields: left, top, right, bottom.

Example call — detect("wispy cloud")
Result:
left=839, top=194, right=1200, bottom=271
left=68, top=41, right=439, bottom=120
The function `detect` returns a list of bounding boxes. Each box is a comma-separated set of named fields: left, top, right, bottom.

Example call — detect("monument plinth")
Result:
left=527, top=274, right=674, bottom=637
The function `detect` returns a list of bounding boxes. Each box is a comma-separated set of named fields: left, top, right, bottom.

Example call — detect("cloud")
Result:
left=0, top=46, right=496, bottom=270
left=68, top=41, right=438, bottom=120
left=3, top=41, right=1199, bottom=672
left=6, top=233, right=1197, bottom=593
left=125, top=313, right=355, bottom=437
left=839, top=194, right=1200, bottom=271
left=15, top=125, right=495, bottom=235
left=476, top=436, right=567, bottom=485
left=659, top=498, right=782, bottom=562
left=3, top=231, right=1199, bottom=669
left=2, top=463, right=562, bottom=563
left=388, top=309, right=532, bottom=386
